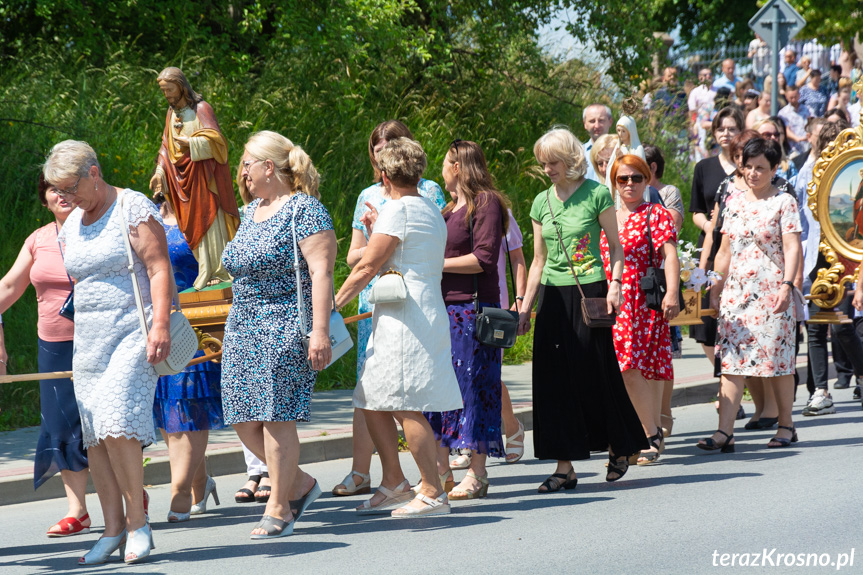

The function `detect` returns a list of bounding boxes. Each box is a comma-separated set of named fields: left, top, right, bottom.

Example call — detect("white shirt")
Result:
left=584, top=139, right=599, bottom=182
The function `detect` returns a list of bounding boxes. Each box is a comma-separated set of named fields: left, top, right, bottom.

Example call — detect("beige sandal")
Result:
left=412, top=469, right=455, bottom=494
left=448, top=470, right=489, bottom=500
left=355, top=480, right=413, bottom=515
left=332, top=471, right=371, bottom=496
left=449, top=450, right=472, bottom=470
left=392, top=493, right=451, bottom=518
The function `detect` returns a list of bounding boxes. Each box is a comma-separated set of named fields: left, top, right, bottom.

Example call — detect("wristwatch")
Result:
left=781, top=280, right=794, bottom=288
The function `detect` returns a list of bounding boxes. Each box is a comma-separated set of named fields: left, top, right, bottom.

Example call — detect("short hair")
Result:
left=784, top=83, right=799, bottom=93
left=582, top=104, right=612, bottom=122
left=377, top=137, right=426, bottom=187
left=730, top=130, right=762, bottom=160
left=369, top=120, right=414, bottom=182
left=787, top=48, right=797, bottom=57
left=609, top=154, right=652, bottom=193
left=741, top=138, right=782, bottom=169
left=590, top=134, right=618, bottom=181
left=244, top=130, right=321, bottom=198
left=37, top=173, right=51, bottom=206
left=533, top=127, right=587, bottom=182
left=838, top=77, right=853, bottom=91
left=711, top=106, right=745, bottom=134
left=831, top=65, right=843, bottom=75
left=806, top=116, right=827, bottom=134
left=643, top=145, right=665, bottom=178
left=156, top=67, right=203, bottom=106
left=817, top=121, right=845, bottom=156
left=810, top=69, right=822, bottom=78
left=43, top=140, right=101, bottom=185
left=825, top=108, right=851, bottom=124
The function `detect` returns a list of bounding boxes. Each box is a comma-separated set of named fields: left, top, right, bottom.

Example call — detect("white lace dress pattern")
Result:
left=60, top=190, right=163, bottom=448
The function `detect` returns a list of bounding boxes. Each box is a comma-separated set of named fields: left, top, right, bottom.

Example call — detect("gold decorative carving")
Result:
left=806, top=123, right=863, bottom=321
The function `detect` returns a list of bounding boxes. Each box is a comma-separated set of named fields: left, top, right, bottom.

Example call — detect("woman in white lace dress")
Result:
left=45, top=141, right=173, bottom=566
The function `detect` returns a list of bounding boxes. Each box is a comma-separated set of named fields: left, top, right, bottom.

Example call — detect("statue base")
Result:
left=807, top=309, right=853, bottom=324
left=179, top=286, right=232, bottom=341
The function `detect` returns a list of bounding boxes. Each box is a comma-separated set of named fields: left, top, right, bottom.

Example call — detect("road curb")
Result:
left=0, top=379, right=717, bottom=507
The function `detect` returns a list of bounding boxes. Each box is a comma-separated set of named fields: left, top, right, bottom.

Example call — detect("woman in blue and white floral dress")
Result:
left=332, top=120, right=447, bottom=497
left=221, top=131, right=337, bottom=539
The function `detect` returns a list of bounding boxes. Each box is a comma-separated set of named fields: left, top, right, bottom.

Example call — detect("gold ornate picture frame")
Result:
left=806, top=117, right=863, bottom=319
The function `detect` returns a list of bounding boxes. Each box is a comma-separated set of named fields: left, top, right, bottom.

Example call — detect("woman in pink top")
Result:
left=0, top=175, right=90, bottom=537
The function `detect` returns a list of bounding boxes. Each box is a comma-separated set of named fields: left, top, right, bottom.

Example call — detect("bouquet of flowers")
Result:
left=677, top=242, right=720, bottom=292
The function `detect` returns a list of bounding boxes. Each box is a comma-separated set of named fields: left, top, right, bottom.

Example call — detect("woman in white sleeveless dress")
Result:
left=46, top=140, right=173, bottom=565
left=336, top=137, right=462, bottom=517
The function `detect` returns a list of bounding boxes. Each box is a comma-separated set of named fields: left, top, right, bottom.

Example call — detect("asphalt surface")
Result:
left=2, top=390, right=861, bottom=575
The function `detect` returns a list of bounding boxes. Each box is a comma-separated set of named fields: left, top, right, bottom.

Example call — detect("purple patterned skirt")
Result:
left=425, top=302, right=503, bottom=457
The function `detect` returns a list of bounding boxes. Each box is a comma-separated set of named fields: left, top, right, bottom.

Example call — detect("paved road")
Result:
left=2, top=391, right=861, bottom=575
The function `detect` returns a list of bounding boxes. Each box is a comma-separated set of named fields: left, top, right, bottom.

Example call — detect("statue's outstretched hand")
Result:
left=149, top=174, right=162, bottom=194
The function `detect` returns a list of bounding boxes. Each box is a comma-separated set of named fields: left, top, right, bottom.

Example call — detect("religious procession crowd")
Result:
left=1, top=63, right=862, bottom=565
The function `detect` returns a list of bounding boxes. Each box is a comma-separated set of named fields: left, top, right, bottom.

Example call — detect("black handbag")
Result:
left=55, top=222, right=75, bottom=321
left=639, top=203, right=684, bottom=312
left=545, top=189, right=616, bottom=328
left=470, top=215, right=519, bottom=348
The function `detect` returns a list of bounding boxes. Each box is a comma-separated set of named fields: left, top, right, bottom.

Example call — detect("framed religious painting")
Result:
left=806, top=120, right=863, bottom=322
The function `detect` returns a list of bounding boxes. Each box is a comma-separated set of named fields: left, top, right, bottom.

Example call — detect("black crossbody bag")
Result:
left=470, top=215, right=519, bottom=348
left=640, top=203, right=685, bottom=312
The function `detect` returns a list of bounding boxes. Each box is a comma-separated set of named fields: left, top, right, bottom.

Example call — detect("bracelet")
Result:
left=611, top=278, right=622, bottom=285
left=0, top=359, right=6, bottom=365
left=515, top=296, right=524, bottom=301
left=782, top=280, right=794, bottom=288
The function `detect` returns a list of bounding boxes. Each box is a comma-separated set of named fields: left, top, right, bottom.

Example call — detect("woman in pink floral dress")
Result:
left=601, top=155, right=681, bottom=465
left=702, top=138, right=802, bottom=452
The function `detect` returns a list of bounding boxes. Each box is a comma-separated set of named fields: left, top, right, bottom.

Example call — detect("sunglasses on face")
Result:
left=55, top=176, right=82, bottom=197
left=761, top=131, right=781, bottom=139
left=616, top=174, right=645, bottom=185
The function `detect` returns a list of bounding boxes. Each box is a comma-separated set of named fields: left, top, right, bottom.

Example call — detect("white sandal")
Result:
left=505, top=420, right=525, bottom=463
left=449, top=450, right=472, bottom=470
left=332, top=470, right=371, bottom=496
left=355, top=480, right=413, bottom=515
left=392, top=493, right=451, bottom=518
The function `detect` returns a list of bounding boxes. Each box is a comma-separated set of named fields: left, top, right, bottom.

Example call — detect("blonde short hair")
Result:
left=533, top=127, right=587, bottom=182
left=43, top=140, right=101, bottom=185
left=590, top=134, right=619, bottom=179
left=377, top=137, right=426, bottom=187
left=244, top=130, right=321, bottom=198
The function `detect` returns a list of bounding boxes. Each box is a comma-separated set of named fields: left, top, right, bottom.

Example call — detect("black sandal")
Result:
left=767, top=425, right=798, bottom=448
left=255, top=472, right=271, bottom=503
left=697, top=430, right=734, bottom=453
left=637, top=429, right=663, bottom=466
left=606, top=453, right=629, bottom=482
left=235, top=474, right=261, bottom=504
left=537, top=471, right=577, bottom=493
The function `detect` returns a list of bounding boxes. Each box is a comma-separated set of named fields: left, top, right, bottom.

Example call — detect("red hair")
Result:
left=609, top=154, right=651, bottom=190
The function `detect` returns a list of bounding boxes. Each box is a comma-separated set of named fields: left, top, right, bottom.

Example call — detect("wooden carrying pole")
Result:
left=0, top=311, right=376, bottom=384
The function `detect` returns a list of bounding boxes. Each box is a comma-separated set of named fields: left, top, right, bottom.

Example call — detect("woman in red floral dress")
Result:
left=601, top=155, right=681, bottom=464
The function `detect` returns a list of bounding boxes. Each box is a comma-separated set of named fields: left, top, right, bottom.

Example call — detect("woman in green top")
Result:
left=518, top=128, right=648, bottom=492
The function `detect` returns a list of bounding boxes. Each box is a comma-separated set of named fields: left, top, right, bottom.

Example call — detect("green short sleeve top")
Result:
left=529, top=180, right=614, bottom=286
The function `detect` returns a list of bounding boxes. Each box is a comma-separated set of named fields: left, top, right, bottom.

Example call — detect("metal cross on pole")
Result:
left=749, top=0, right=806, bottom=115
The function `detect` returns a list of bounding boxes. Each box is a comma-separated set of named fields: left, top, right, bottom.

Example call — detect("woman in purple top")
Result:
left=426, top=140, right=508, bottom=500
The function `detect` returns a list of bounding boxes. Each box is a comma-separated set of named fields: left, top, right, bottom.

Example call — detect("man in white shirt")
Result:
left=688, top=68, right=715, bottom=161
left=712, top=59, right=741, bottom=92
left=748, top=35, right=770, bottom=90
left=581, top=103, right=612, bottom=182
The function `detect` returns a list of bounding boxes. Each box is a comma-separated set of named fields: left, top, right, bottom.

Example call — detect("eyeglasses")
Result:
left=242, top=159, right=263, bottom=170
left=615, top=174, right=645, bottom=185
left=55, top=176, right=82, bottom=197
left=761, top=131, right=781, bottom=140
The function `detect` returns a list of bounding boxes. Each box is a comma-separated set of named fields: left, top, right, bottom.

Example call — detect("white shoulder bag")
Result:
left=120, top=191, right=199, bottom=376
left=367, top=201, right=407, bottom=304
left=293, top=201, right=353, bottom=370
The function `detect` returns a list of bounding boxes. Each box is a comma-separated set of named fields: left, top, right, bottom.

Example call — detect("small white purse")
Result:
left=367, top=202, right=407, bottom=305
left=119, top=192, right=198, bottom=376
left=292, top=202, right=353, bottom=370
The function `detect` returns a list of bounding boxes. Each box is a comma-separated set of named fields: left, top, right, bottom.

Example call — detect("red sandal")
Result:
left=47, top=513, right=91, bottom=537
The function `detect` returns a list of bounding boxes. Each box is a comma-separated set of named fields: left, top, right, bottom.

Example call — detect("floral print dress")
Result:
left=716, top=191, right=801, bottom=376
left=600, top=203, right=677, bottom=381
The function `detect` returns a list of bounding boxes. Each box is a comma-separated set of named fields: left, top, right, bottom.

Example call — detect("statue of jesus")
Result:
left=149, top=67, right=240, bottom=290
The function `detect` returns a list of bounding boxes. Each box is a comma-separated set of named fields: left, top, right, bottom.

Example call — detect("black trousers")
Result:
left=806, top=293, right=863, bottom=393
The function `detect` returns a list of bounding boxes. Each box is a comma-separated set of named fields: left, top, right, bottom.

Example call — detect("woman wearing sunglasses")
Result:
left=518, top=128, right=646, bottom=491
left=600, top=155, right=680, bottom=465
left=754, top=117, right=797, bottom=181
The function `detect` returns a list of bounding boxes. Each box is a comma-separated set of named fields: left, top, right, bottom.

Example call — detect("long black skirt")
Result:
left=532, top=282, right=648, bottom=461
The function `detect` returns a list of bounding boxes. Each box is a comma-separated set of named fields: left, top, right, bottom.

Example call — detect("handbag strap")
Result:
left=292, top=197, right=336, bottom=340
left=119, top=190, right=182, bottom=340
left=545, top=188, right=587, bottom=300
left=644, top=203, right=658, bottom=268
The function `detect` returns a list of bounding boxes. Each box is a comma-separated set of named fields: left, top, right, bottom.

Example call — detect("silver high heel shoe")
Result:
left=78, top=530, right=127, bottom=565
left=190, top=476, right=220, bottom=515
left=167, top=509, right=191, bottom=523
left=124, top=523, right=155, bottom=564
